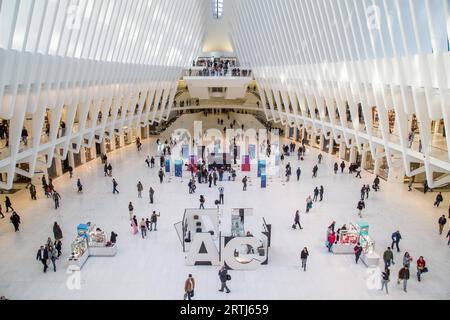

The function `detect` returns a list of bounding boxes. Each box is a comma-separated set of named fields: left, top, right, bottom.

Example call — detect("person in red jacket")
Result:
left=327, top=232, right=336, bottom=252
left=416, top=256, right=427, bottom=282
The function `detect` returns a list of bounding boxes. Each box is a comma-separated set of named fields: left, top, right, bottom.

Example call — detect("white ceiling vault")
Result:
left=0, top=0, right=449, bottom=189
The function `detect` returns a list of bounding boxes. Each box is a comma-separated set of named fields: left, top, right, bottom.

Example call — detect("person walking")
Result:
left=199, top=195, right=205, bottom=209
left=137, top=181, right=143, bottom=198
left=128, top=202, right=134, bottom=220
left=150, top=156, right=155, bottom=168
left=380, top=267, right=390, bottom=294
left=334, top=163, right=338, bottom=174
left=184, top=274, right=195, bottom=300
left=357, top=199, right=365, bottom=218
left=26, top=182, right=37, bottom=200
left=0, top=204, right=4, bottom=219
left=438, top=215, right=447, bottom=235
left=10, top=211, right=20, bottom=232
left=218, top=266, right=231, bottom=293
left=5, top=196, right=13, bottom=212
left=104, top=163, right=108, bottom=177
left=52, top=191, right=61, bottom=209
left=36, top=246, right=49, bottom=273
left=158, top=168, right=165, bottom=184
left=242, top=176, right=248, bottom=191
left=383, top=247, right=395, bottom=269
left=139, top=218, right=147, bottom=239
left=447, top=229, right=450, bottom=245
left=416, top=256, right=427, bottom=282
left=355, top=167, right=362, bottom=179
left=360, top=186, right=366, bottom=201
left=218, top=187, right=224, bottom=204
left=54, top=239, right=62, bottom=258
left=149, top=187, right=155, bottom=204
left=373, top=176, right=380, bottom=191
left=365, top=184, right=370, bottom=199
left=434, top=192, right=444, bottom=207
left=213, top=171, right=218, bottom=186
left=293, top=210, right=303, bottom=230
left=354, top=243, right=363, bottom=264
left=107, top=163, right=113, bottom=177
left=112, top=179, right=119, bottom=194
left=408, top=178, right=414, bottom=191
left=306, top=195, right=313, bottom=213
left=150, top=211, right=160, bottom=231
left=312, top=165, right=318, bottom=178
left=77, top=179, right=83, bottom=193
left=313, top=187, right=319, bottom=202
left=398, top=266, right=410, bottom=292
left=208, top=173, right=213, bottom=188
left=391, top=230, right=402, bottom=252
left=327, top=232, right=336, bottom=252
left=68, top=166, right=73, bottom=178
left=318, top=154, right=323, bottom=164
left=340, top=161, right=346, bottom=173
left=145, top=218, right=151, bottom=231
left=300, top=247, right=309, bottom=271
left=47, top=244, right=58, bottom=272
left=296, top=167, right=301, bottom=181
left=403, top=252, right=413, bottom=269
left=319, top=186, right=324, bottom=202
left=53, top=222, right=63, bottom=241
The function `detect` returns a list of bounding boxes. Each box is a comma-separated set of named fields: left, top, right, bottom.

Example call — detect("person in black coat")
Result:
left=218, top=266, right=231, bottom=293
left=293, top=210, right=303, bottom=230
left=36, top=246, right=49, bottom=273
left=53, top=222, right=63, bottom=241
left=5, top=196, right=13, bottom=212
left=10, top=211, right=20, bottom=232
left=434, top=192, right=444, bottom=207
left=354, top=244, right=363, bottom=264
left=300, top=247, right=309, bottom=271
left=54, top=240, right=62, bottom=257
left=110, top=231, right=118, bottom=244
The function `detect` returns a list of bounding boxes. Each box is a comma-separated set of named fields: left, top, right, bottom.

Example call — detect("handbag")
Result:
left=226, top=274, right=231, bottom=281
left=422, top=267, right=428, bottom=273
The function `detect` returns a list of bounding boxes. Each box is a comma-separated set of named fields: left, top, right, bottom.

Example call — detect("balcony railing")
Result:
left=183, top=68, right=252, bottom=78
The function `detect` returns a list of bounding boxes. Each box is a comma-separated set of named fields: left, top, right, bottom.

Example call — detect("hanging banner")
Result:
left=258, top=160, right=266, bottom=177
left=165, top=159, right=171, bottom=173
left=188, top=155, right=198, bottom=173
left=182, top=144, right=189, bottom=159
left=249, top=144, right=256, bottom=160
left=174, top=160, right=183, bottom=177
left=261, top=174, right=267, bottom=188
left=241, top=155, right=250, bottom=172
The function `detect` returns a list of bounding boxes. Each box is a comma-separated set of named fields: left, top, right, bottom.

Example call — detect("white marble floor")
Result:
left=0, top=113, right=449, bottom=300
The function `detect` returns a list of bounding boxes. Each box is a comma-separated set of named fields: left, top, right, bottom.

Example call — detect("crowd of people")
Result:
left=1, top=112, right=449, bottom=300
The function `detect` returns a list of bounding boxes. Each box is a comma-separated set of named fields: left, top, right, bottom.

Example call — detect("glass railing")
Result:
left=183, top=68, right=252, bottom=78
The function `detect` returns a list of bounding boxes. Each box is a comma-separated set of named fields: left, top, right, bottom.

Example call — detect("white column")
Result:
left=80, top=148, right=86, bottom=164
left=119, top=133, right=125, bottom=147
left=388, top=154, right=405, bottom=183
left=68, top=151, right=75, bottom=168
left=339, top=141, right=346, bottom=160
left=100, top=140, right=106, bottom=154
left=349, top=146, right=357, bottom=163
left=374, top=147, right=384, bottom=176
left=319, top=134, right=325, bottom=150
left=328, top=138, right=334, bottom=154
left=55, top=157, right=63, bottom=176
